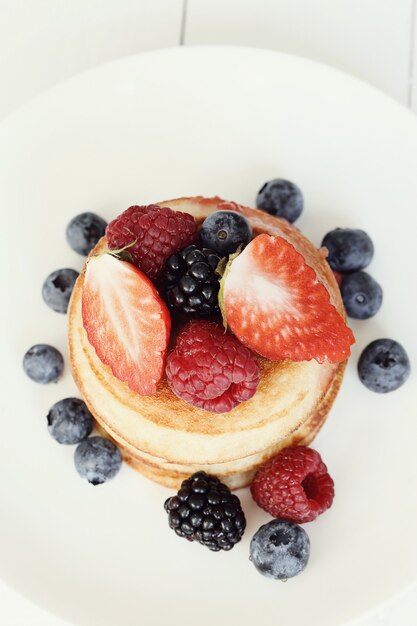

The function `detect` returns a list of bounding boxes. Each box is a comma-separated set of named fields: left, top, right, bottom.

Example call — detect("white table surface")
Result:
left=1, top=1, right=416, bottom=624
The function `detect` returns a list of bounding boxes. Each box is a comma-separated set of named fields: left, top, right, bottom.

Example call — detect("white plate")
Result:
left=1, top=47, right=416, bottom=626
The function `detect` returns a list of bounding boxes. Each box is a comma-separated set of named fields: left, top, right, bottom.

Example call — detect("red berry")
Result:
left=165, top=320, right=260, bottom=413
left=250, top=446, right=335, bottom=523
left=106, top=204, right=197, bottom=279
left=82, top=253, right=171, bottom=395
left=221, top=234, right=354, bottom=363
left=333, top=270, right=343, bottom=287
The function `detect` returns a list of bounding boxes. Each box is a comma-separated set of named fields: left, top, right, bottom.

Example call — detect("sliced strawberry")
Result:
left=82, top=253, right=171, bottom=395
left=221, top=234, right=354, bottom=363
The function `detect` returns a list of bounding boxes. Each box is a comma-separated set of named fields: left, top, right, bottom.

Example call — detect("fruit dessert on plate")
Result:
left=25, top=178, right=410, bottom=570
left=68, top=195, right=354, bottom=489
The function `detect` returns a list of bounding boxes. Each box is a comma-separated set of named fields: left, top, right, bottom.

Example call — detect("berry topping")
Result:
left=199, top=210, right=252, bottom=256
left=66, top=212, right=107, bottom=256
left=220, top=234, right=354, bottom=363
left=106, top=204, right=197, bottom=279
left=74, top=436, right=122, bottom=485
left=322, top=228, right=374, bottom=273
left=251, top=446, right=335, bottom=524
left=163, top=245, right=221, bottom=317
left=250, top=520, right=310, bottom=580
left=165, top=320, right=260, bottom=413
left=256, top=179, right=303, bottom=222
left=47, top=398, right=94, bottom=445
left=358, top=339, right=410, bottom=393
left=82, top=253, right=171, bottom=396
left=340, top=271, right=382, bottom=319
left=164, top=471, right=246, bottom=551
left=23, top=344, right=64, bottom=384
left=42, top=268, right=79, bottom=313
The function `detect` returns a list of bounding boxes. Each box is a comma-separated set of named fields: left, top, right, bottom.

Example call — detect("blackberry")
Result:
left=163, top=245, right=221, bottom=317
left=164, top=472, right=246, bottom=551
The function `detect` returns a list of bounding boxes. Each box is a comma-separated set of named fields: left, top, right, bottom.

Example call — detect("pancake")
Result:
left=68, top=196, right=346, bottom=489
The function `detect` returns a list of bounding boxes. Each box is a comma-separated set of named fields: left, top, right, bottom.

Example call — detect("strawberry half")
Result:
left=220, top=234, right=354, bottom=363
left=82, top=253, right=171, bottom=395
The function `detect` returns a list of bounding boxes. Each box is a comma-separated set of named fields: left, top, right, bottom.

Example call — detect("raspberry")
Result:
left=250, top=446, right=335, bottom=523
left=165, top=320, right=260, bottom=413
left=106, top=204, right=197, bottom=279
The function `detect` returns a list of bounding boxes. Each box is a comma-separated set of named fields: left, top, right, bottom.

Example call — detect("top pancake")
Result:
left=68, top=197, right=345, bottom=465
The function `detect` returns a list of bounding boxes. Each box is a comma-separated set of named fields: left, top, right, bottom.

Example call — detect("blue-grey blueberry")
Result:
left=256, top=179, right=303, bottom=223
left=250, top=519, right=310, bottom=580
left=23, top=344, right=64, bottom=384
left=47, top=398, right=94, bottom=444
left=42, top=268, right=79, bottom=313
left=66, top=212, right=107, bottom=256
left=322, top=228, right=374, bottom=273
left=74, top=436, right=122, bottom=485
left=199, top=211, right=252, bottom=256
left=340, top=271, right=382, bottom=319
left=358, top=339, right=410, bottom=393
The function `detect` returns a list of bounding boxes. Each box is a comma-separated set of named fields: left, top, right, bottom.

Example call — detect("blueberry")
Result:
left=42, top=268, right=79, bottom=313
left=322, top=228, right=374, bottom=273
left=250, top=519, right=310, bottom=580
left=66, top=212, right=107, bottom=256
left=358, top=339, right=410, bottom=393
left=74, top=436, right=122, bottom=485
left=340, top=271, right=382, bottom=319
left=199, top=211, right=252, bottom=256
left=47, top=398, right=94, bottom=444
left=23, top=344, right=64, bottom=384
left=256, top=179, right=303, bottom=222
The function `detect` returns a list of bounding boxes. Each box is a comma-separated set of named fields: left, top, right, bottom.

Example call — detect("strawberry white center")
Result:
left=84, top=254, right=167, bottom=392
left=224, top=247, right=296, bottom=316
left=223, top=233, right=354, bottom=363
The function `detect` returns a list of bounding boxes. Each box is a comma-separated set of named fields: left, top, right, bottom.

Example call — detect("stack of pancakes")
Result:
left=68, top=197, right=346, bottom=489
